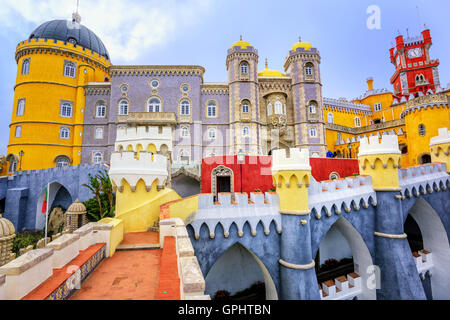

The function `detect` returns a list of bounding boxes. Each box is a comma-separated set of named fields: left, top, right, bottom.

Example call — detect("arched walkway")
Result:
left=205, top=242, right=278, bottom=300
left=35, top=182, right=73, bottom=230
left=407, top=198, right=450, bottom=299
left=314, top=217, right=376, bottom=300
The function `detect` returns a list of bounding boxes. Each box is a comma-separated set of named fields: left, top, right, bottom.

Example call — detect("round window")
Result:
left=120, top=85, right=128, bottom=92
left=182, top=85, right=189, bottom=92
left=151, top=80, right=160, bottom=89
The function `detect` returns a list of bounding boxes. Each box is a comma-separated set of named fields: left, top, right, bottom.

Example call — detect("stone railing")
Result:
left=159, top=218, right=210, bottom=300
left=188, top=192, right=281, bottom=239
left=413, top=250, right=433, bottom=280
left=116, top=112, right=177, bottom=126
left=308, top=176, right=377, bottom=219
left=398, top=163, right=449, bottom=197
left=0, top=222, right=115, bottom=300
left=319, top=272, right=362, bottom=300
left=326, top=119, right=405, bottom=136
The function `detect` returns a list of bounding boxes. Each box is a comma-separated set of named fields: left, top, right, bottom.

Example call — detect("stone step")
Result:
left=116, top=243, right=160, bottom=251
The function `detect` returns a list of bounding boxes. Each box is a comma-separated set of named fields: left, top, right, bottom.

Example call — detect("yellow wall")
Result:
left=115, top=179, right=181, bottom=233
left=7, top=39, right=111, bottom=171
left=273, top=170, right=310, bottom=214
left=164, top=195, right=199, bottom=221
left=98, top=217, right=124, bottom=257
left=358, top=154, right=401, bottom=191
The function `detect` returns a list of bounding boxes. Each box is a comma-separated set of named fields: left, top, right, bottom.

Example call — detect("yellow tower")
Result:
left=357, top=135, right=402, bottom=191
left=7, top=14, right=111, bottom=172
left=430, top=127, right=450, bottom=173
left=271, top=148, right=311, bottom=216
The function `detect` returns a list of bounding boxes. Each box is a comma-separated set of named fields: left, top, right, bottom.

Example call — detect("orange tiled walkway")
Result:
left=70, top=232, right=162, bottom=300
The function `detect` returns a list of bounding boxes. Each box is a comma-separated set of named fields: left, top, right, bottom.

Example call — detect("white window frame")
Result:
left=305, top=63, right=314, bottom=76
left=17, top=99, right=25, bottom=116
left=327, top=112, right=334, bottom=124
left=309, top=102, right=317, bottom=114
left=95, top=127, right=104, bottom=140
left=93, top=152, right=103, bottom=164
left=180, top=126, right=189, bottom=138
left=309, top=127, right=317, bottom=137
left=60, top=101, right=73, bottom=118
left=63, top=61, right=76, bottom=78
left=267, top=103, right=273, bottom=116
left=96, top=101, right=106, bottom=118
left=59, top=127, right=70, bottom=139
left=274, top=101, right=283, bottom=115
left=55, top=156, right=70, bottom=168
left=208, top=128, right=216, bottom=140
left=354, top=117, right=361, bottom=128
left=243, top=126, right=250, bottom=136
left=180, top=100, right=190, bottom=115
left=374, top=103, right=382, bottom=112
left=15, top=125, right=22, bottom=138
left=179, top=150, right=190, bottom=164
left=207, top=102, right=217, bottom=118
left=242, top=101, right=250, bottom=113
left=119, top=99, right=129, bottom=115
left=148, top=97, right=161, bottom=113
left=21, top=58, right=30, bottom=75
left=240, top=62, right=248, bottom=74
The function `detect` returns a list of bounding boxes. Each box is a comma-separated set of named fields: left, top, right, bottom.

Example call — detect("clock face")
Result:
left=407, top=47, right=423, bottom=58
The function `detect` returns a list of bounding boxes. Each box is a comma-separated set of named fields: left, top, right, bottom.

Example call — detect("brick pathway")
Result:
left=70, top=232, right=162, bottom=300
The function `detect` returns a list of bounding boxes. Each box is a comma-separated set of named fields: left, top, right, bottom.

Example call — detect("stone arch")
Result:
left=406, top=198, right=450, bottom=299
left=205, top=242, right=278, bottom=300
left=35, top=181, right=73, bottom=230
left=211, top=165, right=234, bottom=197
left=314, top=217, right=376, bottom=300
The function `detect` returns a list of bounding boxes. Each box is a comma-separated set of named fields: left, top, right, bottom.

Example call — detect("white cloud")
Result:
left=0, top=0, right=214, bottom=62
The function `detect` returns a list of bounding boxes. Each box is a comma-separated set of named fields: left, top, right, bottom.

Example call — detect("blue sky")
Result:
left=0, top=0, right=449, bottom=155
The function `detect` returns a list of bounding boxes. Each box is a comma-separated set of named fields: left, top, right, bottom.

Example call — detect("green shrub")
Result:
left=12, top=230, right=44, bottom=256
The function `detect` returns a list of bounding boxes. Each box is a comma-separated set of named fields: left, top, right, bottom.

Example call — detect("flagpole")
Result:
left=44, top=182, right=49, bottom=245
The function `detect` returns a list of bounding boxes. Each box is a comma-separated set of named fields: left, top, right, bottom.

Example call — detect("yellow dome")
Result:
left=231, top=36, right=252, bottom=49
left=258, top=59, right=286, bottom=77
left=291, top=38, right=313, bottom=52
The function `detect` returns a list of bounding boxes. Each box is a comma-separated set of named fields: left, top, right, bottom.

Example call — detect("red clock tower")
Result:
left=389, top=28, right=441, bottom=100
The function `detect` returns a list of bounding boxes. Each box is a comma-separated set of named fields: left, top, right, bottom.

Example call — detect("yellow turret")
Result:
left=430, top=127, right=450, bottom=173
left=357, top=135, right=402, bottom=191
left=271, top=148, right=311, bottom=216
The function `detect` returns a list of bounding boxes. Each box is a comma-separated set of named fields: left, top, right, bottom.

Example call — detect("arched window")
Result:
left=240, top=62, right=248, bottom=74
left=15, top=125, right=22, bottom=138
left=148, top=98, right=161, bottom=113
left=179, top=150, right=190, bottom=164
left=308, top=101, right=317, bottom=114
left=267, top=103, right=273, bottom=116
left=93, top=152, right=103, bottom=164
left=17, top=99, right=25, bottom=116
left=119, top=99, right=129, bottom=115
left=418, top=124, right=426, bottom=136
left=243, top=126, right=250, bottom=136
left=208, top=128, right=216, bottom=140
left=354, top=117, right=361, bottom=128
left=310, top=127, right=317, bottom=137
left=60, top=127, right=70, bottom=139
left=274, top=101, right=283, bottom=114
left=181, top=126, right=189, bottom=138
left=207, top=101, right=217, bottom=117
left=60, top=101, right=73, bottom=118
left=180, top=100, right=190, bottom=115
left=305, top=63, right=314, bottom=76
left=96, top=101, right=106, bottom=118
left=327, top=112, right=334, bottom=124
left=63, top=61, right=76, bottom=78
left=242, top=100, right=250, bottom=113
left=55, top=156, right=70, bottom=168
left=9, top=160, right=17, bottom=173
left=21, top=59, right=30, bottom=75
left=95, top=127, right=104, bottom=139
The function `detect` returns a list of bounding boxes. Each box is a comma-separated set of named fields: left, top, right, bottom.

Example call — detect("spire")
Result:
left=299, top=36, right=302, bottom=42
left=72, top=0, right=81, bottom=24
left=240, top=35, right=242, bottom=41
left=265, top=58, right=268, bottom=69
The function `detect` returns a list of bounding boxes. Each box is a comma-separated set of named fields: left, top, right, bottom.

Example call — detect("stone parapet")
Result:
left=358, top=135, right=401, bottom=157
left=271, top=148, right=311, bottom=172
left=399, top=163, right=449, bottom=197
left=46, top=234, right=81, bottom=269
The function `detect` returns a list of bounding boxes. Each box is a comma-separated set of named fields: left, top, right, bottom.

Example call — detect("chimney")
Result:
left=366, top=77, right=374, bottom=91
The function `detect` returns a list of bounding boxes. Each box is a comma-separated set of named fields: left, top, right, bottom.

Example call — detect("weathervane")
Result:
left=72, top=0, right=81, bottom=24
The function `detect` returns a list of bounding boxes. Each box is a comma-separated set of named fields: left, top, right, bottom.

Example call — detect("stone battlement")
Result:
left=115, top=126, right=173, bottom=152
left=309, top=176, right=377, bottom=218
left=272, top=148, right=311, bottom=172
left=189, top=192, right=281, bottom=239
left=109, top=151, right=168, bottom=191
left=358, top=135, right=401, bottom=156
left=399, top=163, right=449, bottom=197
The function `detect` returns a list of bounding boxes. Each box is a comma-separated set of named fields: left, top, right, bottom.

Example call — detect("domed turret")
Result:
left=29, top=19, right=109, bottom=60
left=291, top=37, right=313, bottom=52
left=230, top=35, right=253, bottom=49
left=258, top=59, right=286, bottom=77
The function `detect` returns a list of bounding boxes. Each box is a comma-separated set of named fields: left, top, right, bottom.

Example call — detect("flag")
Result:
left=41, top=187, right=48, bottom=214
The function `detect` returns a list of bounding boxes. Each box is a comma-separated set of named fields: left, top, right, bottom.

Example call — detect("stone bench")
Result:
left=0, top=248, right=53, bottom=300
left=46, top=234, right=80, bottom=269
